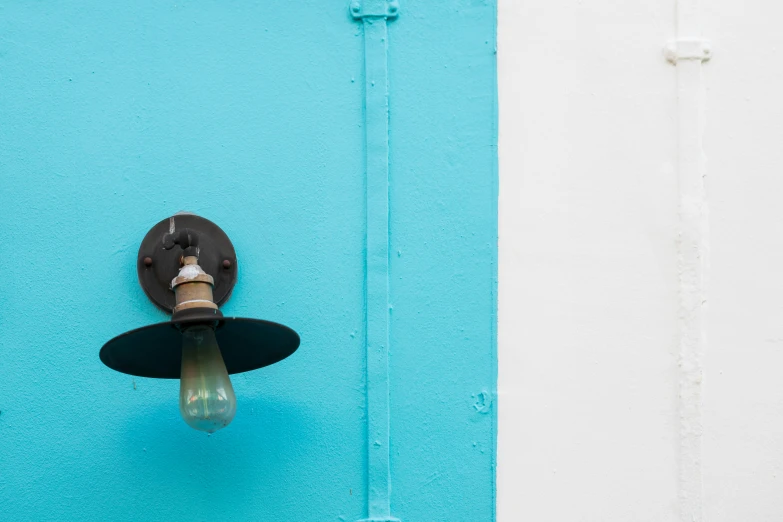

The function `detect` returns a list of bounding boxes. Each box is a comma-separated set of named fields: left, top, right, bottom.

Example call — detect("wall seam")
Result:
left=490, top=1, right=499, bottom=520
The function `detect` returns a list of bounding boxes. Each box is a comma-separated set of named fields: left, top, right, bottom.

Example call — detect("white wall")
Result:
left=498, top=0, right=783, bottom=520
left=701, top=1, right=783, bottom=520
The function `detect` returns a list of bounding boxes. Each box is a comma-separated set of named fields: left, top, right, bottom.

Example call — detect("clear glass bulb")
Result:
left=179, top=325, right=236, bottom=433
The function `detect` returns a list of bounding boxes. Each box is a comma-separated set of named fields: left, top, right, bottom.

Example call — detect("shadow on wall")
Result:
left=114, top=391, right=318, bottom=510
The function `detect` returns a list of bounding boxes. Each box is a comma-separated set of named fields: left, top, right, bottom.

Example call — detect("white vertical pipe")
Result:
left=667, top=1, right=710, bottom=520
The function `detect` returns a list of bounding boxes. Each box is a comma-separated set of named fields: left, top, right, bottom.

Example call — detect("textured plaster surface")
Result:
left=498, top=0, right=681, bottom=520
left=0, top=2, right=498, bottom=521
left=388, top=1, right=498, bottom=520
left=701, top=1, right=783, bottom=520
left=500, top=0, right=783, bottom=521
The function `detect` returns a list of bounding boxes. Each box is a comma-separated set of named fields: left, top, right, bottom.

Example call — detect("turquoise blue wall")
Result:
left=0, top=2, right=497, bottom=520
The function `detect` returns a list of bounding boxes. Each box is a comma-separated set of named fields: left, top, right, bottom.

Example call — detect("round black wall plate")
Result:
left=137, top=214, right=237, bottom=313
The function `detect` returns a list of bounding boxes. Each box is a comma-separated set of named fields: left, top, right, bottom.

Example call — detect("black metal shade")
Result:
left=100, top=317, right=300, bottom=379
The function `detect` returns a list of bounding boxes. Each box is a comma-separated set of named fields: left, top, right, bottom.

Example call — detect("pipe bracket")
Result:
left=665, top=38, right=712, bottom=64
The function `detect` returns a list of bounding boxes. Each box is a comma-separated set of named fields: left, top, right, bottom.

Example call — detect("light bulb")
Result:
left=179, top=325, right=236, bottom=433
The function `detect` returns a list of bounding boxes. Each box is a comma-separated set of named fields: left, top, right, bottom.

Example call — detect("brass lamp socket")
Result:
left=171, top=256, right=221, bottom=321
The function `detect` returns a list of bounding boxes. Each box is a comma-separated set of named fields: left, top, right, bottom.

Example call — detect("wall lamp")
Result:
left=100, top=214, right=300, bottom=433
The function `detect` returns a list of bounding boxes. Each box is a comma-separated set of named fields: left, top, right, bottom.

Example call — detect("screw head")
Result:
left=222, top=259, right=232, bottom=269
left=143, top=256, right=153, bottom=267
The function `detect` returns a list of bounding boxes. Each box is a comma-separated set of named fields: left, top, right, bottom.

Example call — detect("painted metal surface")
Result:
left=0, top=1, right=497, bottom=521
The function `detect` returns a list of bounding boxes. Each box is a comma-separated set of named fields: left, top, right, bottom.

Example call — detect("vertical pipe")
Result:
left=351, top=2, right=399, bottom=521
left=666, top=2, right=711, bottom=520
left=364, top=16, right=393, bottom=521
